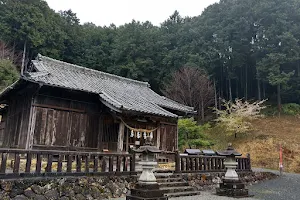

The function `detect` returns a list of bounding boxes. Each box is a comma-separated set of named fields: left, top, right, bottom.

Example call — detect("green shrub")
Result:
left=178, top=118, right=213, bottom=151
left=262, top=103, right=300, bottom=116
left=261, top=105, right=278, bottom=116
left=282, top=103, right=300, bottom=115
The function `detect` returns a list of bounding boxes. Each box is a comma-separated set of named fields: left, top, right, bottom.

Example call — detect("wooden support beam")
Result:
left=117, top=122, right=125, bottom=152
left=33, top=103, right=85, bottom=113
left=98, top=115, right=104, bottom=151
left=156, top=124, right=161, bottom=149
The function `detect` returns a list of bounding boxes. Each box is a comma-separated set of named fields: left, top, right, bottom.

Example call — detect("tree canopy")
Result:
left=0, top=59, right=19, bottom=91
left=1, top=0, right=300, bottom=117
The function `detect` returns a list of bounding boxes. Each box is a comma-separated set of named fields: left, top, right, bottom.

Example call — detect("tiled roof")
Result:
left=25, top=54, right=195, bottom=118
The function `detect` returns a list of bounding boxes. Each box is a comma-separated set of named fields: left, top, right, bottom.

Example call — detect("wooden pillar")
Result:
left=97, top=115, right=104, bottom=151
left=26, top=106, right=36, bottom=150
left=175, top=121, right=178, bottom=151
left=126, top=128, right=129, bottom=152
left=26, top=84, right=42, bottom=149
left=156, top=124, right=161, bottom=149
left=117, top=122, right=125, bottom=152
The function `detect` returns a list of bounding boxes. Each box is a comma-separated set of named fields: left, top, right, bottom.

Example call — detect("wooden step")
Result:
left=164, top=191, right=201, bottom=198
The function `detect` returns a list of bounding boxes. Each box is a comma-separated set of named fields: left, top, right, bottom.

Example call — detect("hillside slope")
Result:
left=211, top=116, right=300, bottom=173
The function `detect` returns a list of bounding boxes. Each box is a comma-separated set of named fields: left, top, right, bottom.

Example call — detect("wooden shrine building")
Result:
left=0, top=54, right=194, bottom=152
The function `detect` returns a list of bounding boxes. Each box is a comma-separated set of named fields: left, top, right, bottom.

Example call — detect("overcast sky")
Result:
left=46, top=0, right=219, bottom=27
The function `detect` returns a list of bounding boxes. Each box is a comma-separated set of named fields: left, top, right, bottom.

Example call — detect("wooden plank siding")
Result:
left=159, top=123, right=177, bottom=152
left=31, top=94, right=101, bottom=150
left=0, top=114, right=6, bottom=146
left=1, top=84, right=38, bottom=148
left=1, top=84, right=180, bottom=153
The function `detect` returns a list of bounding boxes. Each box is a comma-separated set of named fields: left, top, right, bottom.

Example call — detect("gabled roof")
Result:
left=22, top=54, right=194, bottom=118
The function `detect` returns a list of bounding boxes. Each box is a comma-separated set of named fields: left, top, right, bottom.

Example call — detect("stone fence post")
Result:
left=246, top=153, right=251, bottom=171
left=175, top=150, right=181, bottom=173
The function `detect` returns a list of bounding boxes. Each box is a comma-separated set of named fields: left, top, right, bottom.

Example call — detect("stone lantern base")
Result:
left=216, top=179, right=249, bottom=197
left=126, top=183, right=168, bottom=200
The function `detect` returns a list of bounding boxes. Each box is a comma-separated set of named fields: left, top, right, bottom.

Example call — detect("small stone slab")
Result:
left=13, top=195, right=28, bottom=200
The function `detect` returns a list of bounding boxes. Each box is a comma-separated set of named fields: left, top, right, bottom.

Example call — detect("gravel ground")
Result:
left=170, top=191, right=257, bottom=200
left=114, top=168, right=300, bottom=200
left=113, top=191, right=257, bottom=200
left=249, top=168, right=300, bottom=200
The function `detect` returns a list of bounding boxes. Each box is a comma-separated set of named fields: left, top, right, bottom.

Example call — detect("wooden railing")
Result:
left=0, top=148, right=136, bottom=179
left=174, top=152, right=251, bottom=173
left=0, top=148, right=251, bottom=179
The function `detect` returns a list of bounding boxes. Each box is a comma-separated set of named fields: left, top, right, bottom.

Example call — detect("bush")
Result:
left=282, top=103, right=300, bottom=115
left=261, top=105, right=278, bottom=116
left=214, top=99, right=266, bottom=138
left=178, top=118, right=213, bottom=151
left=262, top=103, right=300, bottom=116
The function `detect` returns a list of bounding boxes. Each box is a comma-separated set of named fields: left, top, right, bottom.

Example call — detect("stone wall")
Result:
left=183, top=171, right=278, bottom=191
left=0, top=172, right=277, bottom=200
left=0, top=176, right=137, bottom=200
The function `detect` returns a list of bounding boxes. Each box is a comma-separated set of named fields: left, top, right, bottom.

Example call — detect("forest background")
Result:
left=2, top=0, right=300, bottom=171
left=2, top=0, right=300, bottom=116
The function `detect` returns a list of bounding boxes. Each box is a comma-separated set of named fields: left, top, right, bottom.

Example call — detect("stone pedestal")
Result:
left=216, top=144, right=250, bottom=198
left=223, top=157, right=239, bottom=181
left=126, top=184, right=168, bottom=200
left=126, top=137, right=168, bottom=200
left=216, top=179, right=249, bottom=197
left=138, top=161, right=158, bottom=184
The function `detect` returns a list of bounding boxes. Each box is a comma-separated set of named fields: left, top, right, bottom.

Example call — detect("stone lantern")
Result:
left=216, top=144, right=249, bottom=197
left=126, top=137, right=168, bottom=200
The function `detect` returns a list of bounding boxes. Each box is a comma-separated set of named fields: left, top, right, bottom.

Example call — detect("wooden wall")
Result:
left=0, top=114, right=5, bottom=146
left=101, top=115, right=119, bottom=151
left=30, top=89, right=101, bottom=150
left=1, top=84, right=38, bottom=148
left=1, top=84, right=179, bottom=153
left=159, top=123, right=177, bottom=152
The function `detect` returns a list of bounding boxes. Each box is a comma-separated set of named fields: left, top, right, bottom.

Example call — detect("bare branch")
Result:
left=163, top=66, right=214, bottom=121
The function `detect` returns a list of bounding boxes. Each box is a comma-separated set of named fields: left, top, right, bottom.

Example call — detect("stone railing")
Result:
left=0, top=148, right=251, bottom=179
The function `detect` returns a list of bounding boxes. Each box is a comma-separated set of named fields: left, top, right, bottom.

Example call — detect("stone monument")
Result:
left=216, top=143, right=250, bottom=197
left=126, top=137, right=168, bottom=200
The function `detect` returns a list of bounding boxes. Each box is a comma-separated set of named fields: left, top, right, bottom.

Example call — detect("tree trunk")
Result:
left=257, top=68, right=261, bottom=100
left=245, top=65, right=248, bottom=100
left=277, top=84, right=282, bottom=117
left=218, top=90, right=221, bottom=110
left=12, top=41, right=16, bottom=61
left=263, top=82, right=266, bottom=98
left=225, top=76, right=228, bottom=99
left=229, top=78, right=233, bottom=101
left=214, top=79, right=218, bottom=116
left=201, top=98, right=205, bottom=121
left=297, top=60, right=300, bottom=77
left=257, top=78, right=261, bottom=100
left=21, top=41, right=27, bottom=76
left=236, top=79, right=239, bottom=99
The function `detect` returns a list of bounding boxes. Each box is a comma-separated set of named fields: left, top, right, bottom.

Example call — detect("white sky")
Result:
left=46, top=0, right=219, bottom=27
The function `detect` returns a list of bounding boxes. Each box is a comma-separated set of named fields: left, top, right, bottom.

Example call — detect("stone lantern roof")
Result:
left=216, top=143, right=242, bottom=157
left=133, top=137, right=162, bottom=154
